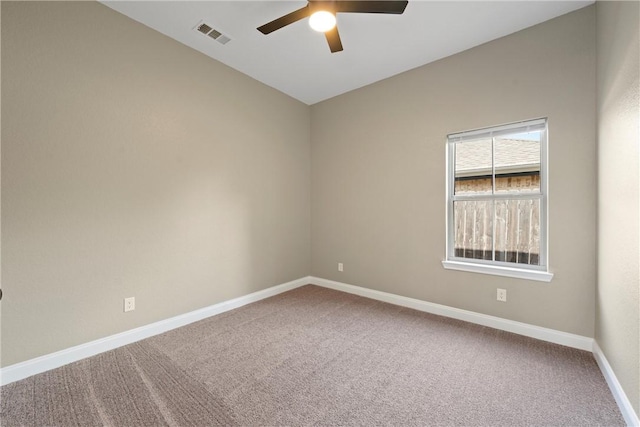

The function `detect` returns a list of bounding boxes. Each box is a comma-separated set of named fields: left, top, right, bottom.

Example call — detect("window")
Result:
left=442, top=118, right=553, bottom=282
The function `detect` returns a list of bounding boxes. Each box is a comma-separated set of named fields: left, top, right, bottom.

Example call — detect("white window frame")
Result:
left=442, top=118, right=553, bottom=282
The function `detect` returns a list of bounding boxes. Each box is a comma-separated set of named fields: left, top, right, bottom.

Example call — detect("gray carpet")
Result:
left=1, top=285, right=625, bottom=426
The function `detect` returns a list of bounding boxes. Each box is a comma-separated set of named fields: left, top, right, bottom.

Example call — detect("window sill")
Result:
left=441, top=260, right=553, bottom=282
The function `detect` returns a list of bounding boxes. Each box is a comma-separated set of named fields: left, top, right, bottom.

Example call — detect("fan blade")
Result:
left=257, top=5, right=311, bottom=34
left=325, top=26, right=343, bottom=53
left=335, top=1, right=408, bottom=14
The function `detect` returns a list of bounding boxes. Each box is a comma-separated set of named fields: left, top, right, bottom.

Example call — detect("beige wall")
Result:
left=0, top=1, right=3, bottom=370
left=596, top=1, right=640, bottom=415
left=311, top=6, right=597, bottom=336
left=1, top=1, right=311, bottom=366
left=5, top=4, right=635, bottom=406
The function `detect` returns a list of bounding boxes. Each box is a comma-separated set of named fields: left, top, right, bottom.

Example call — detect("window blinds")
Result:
left=448, top=118, right=546, bottom=143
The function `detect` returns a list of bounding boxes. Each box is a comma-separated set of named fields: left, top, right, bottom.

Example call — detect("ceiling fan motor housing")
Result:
left=309, top=1, right=337, bottom=14
left=257, top=1, right=409, bottom=53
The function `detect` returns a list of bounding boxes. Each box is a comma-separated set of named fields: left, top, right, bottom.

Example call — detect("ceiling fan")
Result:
left=257, top=1, right=409, bottom=53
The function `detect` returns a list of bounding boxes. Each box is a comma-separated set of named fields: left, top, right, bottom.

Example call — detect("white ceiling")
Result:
left=101, top=1, right=593, bottom=105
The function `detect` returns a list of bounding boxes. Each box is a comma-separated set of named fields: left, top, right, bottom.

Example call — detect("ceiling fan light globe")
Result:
left=309, top=11, right=336, bottom=32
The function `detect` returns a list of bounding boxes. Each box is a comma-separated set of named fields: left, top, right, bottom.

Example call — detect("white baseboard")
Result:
left=593, top=342, right=640, bottom=427
left=310, top=276, right=594, bottom=351
left=0, top=276, right=311, bottom=386
left=4, top=274, right=636, bottom=427
left=310, top=277, right=640, bottom=424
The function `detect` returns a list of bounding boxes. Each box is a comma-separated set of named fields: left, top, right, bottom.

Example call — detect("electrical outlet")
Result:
left=124, top=297, right=135, bottom=312
left=497, top=288, right=507, bottom=302
left=338, top=262, right=344, bottom=272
